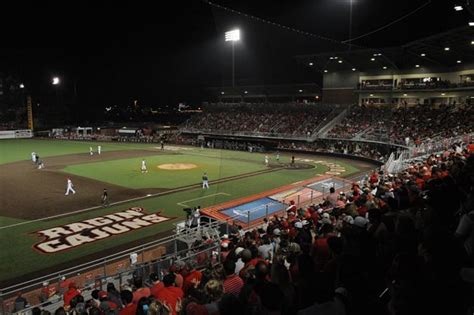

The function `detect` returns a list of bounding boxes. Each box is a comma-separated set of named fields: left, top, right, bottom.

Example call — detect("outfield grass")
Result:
left=0, top=139, right=159, bottom=165
left=0, top=139, right=368, bottom=282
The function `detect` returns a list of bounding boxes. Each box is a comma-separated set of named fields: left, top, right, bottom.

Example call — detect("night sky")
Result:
left=0, top=0, right=468, bottom=111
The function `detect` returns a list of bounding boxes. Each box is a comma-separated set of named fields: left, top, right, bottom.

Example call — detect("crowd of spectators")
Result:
left=183, top=103, right=338, bottom=138
left=30, top=142, right=474, bottom=315
left=327, top=104, right=473, bottom=145
left=358, top=79, right=473, bottom=91
left=277, top=140, right=391, bottom=162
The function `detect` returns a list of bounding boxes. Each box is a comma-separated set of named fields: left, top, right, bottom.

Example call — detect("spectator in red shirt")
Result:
left=183, top=261, right=203, bottom=292
left=150, top=273, right=164, bottom=298
left=155, top=273, right=184, bottom=315
left=63, top=282, right=80, bottom=309
left=119, top=290, right=137, bottom=315
left=132, top=278, right=151, bottom=304
left=223, top=259, right=243, bottom=296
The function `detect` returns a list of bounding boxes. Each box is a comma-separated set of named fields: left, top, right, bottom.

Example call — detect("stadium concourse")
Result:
left=9, top=140, right=473, bottom=314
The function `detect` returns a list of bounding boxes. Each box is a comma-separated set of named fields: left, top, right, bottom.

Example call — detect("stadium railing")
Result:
left=408, top=133, right=473, bottom=159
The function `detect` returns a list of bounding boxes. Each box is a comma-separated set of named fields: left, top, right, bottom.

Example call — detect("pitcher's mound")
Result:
left=158, top=163, right=197, bottom=170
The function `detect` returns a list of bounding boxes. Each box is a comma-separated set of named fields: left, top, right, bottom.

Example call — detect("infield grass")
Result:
left=0, top=139, right=368, bottom=283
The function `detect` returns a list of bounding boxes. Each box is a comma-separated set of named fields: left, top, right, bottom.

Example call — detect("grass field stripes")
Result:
left=177, top=192, right=231, bottom=207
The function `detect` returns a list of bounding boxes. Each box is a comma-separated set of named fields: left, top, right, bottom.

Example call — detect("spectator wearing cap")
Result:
left=119, top=290, right=136, bottom=315
left=150, top=273, right=164, bottom=299
left=98, top=290, right=119, bottom=313
left=155, top=273, right=183, bottom=315
left=286, top=200, right=297, bottom=218
left=63, top=282, right=80, bottom=309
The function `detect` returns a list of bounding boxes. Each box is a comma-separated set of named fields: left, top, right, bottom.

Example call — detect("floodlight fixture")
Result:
left=309, top=62, right=314, bottom=66
left=421, top=53, right=426, bottom=56
left=470, top=22, right=474, bottom=26
left=52, top=77, right=60, bottom=85
left=352, top=68, right=356, bottom=71
left=225, top=29, right=240, bottom=42
left=415, top=64, right=420, bottom=68
left=19, top=83, right=25, bottom=89
left=444, top=47, right=450, bottom=51
left=454, top=5, right=463, bottom=11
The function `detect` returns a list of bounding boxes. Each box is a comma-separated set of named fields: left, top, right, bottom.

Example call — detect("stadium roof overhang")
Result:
left=295, top=26, right=474, bottom=73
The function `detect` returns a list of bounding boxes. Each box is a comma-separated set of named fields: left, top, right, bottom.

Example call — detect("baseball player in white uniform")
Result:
left=89, top=146, right=93, bottom=156
left=65, top=178, right=76, bottom=195
left=141, top=159, right=148, bottom=173
left=32, top=152, right=37, bottom=163
left=265, top=155, right=269, bottom=166
left=97, top=145, right=101, bottom=155
left=202, top=173, right=209, bottom=189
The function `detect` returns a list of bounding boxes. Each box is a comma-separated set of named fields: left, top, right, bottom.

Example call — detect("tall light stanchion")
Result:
left=349, top=0, right=353, bottom=51
left=52, top=76, right=60, bottom=109
left=225, top=29, right=240, bottom=103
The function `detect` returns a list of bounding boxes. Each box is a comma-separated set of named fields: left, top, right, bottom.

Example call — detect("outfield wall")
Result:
left=0, top=129, right=33, bottom=139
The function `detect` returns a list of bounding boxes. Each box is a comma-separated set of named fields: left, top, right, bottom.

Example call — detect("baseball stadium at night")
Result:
left=0, top=1, right=473, bottom=314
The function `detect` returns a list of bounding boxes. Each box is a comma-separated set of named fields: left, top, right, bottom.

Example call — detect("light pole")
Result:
left=52, top=76, right=60, bottom=108
left=225, top=29, right=240, bottom=102
left=349, top=0, right=353, bottom=51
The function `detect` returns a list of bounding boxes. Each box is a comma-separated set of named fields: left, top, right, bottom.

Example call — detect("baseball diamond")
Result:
left=0, top=139, right=372, bottom=285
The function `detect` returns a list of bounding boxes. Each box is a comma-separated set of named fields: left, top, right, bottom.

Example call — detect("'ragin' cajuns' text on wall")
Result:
left=33, top=208, right=171, bottom=253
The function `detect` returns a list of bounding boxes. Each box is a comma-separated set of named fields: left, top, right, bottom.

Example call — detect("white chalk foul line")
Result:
left=0, top=184, right=220, bottom=231
left=177, top=192, right=231, bottom=207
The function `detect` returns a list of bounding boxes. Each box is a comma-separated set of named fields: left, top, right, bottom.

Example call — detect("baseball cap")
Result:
left=222, top=234, right=229, bottom=239
left=273, top=228, right=281, bottom=236
left=302, top=220, right=309, bottom=226
left=98, top=291, right=108, bottom=299
left=322, top=213, right=330, bottom=219
left=294, top=221, right=303, bottom=229
left=343, top=216, right=354, bottom=225
left=354, top=216, right=367, bottom=228
left=221, top=242, right=229, bottom=249
left=235, top=247, right=244, bottom=255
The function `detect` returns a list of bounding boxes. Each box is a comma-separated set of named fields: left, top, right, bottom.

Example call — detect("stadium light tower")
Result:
left=225, top=29, right=240, bottom=91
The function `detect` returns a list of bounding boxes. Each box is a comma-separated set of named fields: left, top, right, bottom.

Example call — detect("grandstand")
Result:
left=2, top=1, right=474, bottom=315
